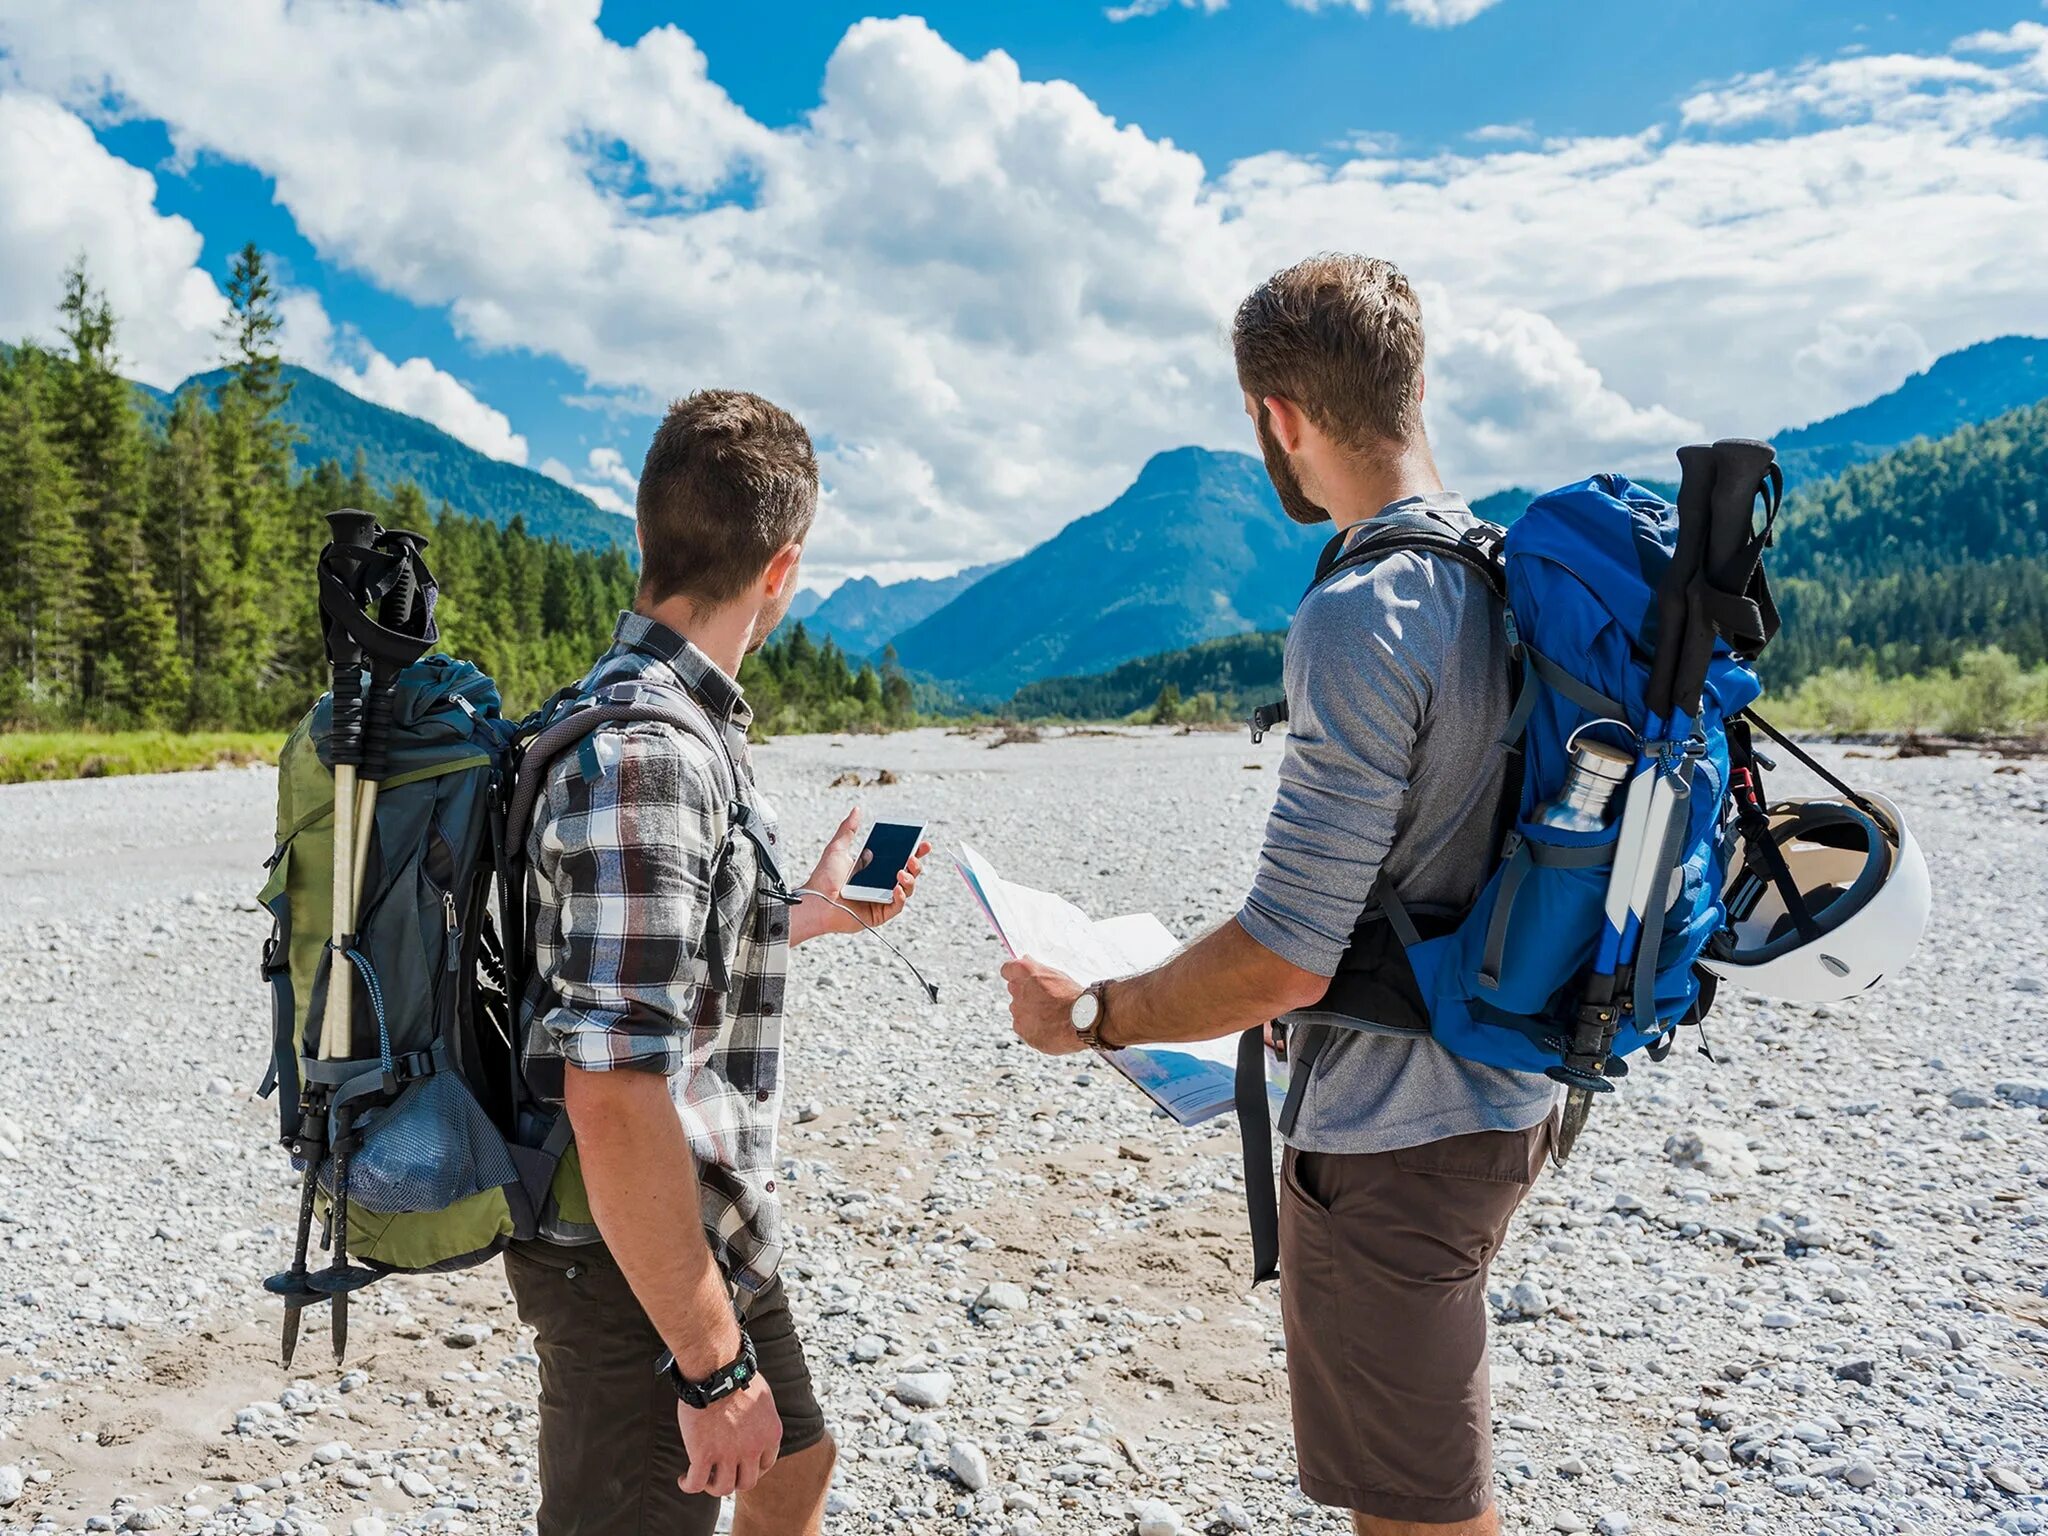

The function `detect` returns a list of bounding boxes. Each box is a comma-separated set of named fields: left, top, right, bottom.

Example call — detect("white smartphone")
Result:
left=842, top=820, right=928, bottom=903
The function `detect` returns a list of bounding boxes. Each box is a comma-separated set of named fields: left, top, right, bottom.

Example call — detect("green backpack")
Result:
left=260, top=610, right=761, bottom=1363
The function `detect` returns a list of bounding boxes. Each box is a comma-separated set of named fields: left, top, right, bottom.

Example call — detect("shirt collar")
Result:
left=610, top=611, right=753, bottom=731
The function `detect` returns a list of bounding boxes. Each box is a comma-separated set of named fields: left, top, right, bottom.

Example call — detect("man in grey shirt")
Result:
left=1007, top=254, right=1557, bottom=1536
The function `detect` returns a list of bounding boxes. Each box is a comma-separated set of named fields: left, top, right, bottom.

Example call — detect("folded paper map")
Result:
left=956, top=843, right=1286, bottom=1126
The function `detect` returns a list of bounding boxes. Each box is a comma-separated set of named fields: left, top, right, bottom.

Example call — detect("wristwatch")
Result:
left=657, top=1330, right=759, bottom=1408
left=1070, top=981, right=1111, bottom=1050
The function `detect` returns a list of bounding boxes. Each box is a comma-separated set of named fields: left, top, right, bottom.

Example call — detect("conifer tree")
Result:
left=0, top=346, right=87, bottom=717
left=50, top=260, right=186, bottom=722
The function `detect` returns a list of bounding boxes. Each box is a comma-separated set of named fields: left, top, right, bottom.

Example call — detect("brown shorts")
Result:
left=505, top=1241, right=827, bottom=1536
left=1279, top=1114, right=1554, bottom=1524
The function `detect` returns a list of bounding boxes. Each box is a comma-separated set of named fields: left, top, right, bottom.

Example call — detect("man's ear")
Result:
left=762, top=540, right=804, bottom=599
left=1262, top=394, right=1308, bottom=454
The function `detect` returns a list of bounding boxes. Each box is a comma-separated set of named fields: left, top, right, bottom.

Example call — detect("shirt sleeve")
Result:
left=533, top=724, right=722, bottom=1075
left=1237, top=553, right=1443, bottom=976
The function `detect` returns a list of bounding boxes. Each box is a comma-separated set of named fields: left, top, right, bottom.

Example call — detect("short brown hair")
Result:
left=1232, top=254, right=1425, bottom=453
left=636, top=390, right=818, bottom=607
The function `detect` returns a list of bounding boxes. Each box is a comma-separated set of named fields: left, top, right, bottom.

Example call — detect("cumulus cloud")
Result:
left=3, top=7, right=2047, bottom=582
left=278, top=291, right=529, bottom=464
left=541, top=446, right=638, bottom=517
left=0, top=90, right=226, bottom=384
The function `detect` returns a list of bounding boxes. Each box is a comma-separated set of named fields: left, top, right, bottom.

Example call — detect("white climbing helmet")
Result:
left=1701, top=792, right=1930, bottom=1003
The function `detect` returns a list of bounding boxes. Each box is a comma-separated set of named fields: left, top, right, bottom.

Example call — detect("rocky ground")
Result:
left=0, top=726, right=2044, bottom=1536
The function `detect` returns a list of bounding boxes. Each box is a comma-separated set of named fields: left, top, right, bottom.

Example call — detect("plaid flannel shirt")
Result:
left=521, top=612, right=789, bottom=1293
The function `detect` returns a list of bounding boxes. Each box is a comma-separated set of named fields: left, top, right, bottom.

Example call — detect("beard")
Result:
left=749, top=580, right=798, bottom=655
left=1254, top=404, right=1330, bottom=526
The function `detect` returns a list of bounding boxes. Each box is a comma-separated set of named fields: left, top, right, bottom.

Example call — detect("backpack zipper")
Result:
left=443, top=889, right=461, bottom=970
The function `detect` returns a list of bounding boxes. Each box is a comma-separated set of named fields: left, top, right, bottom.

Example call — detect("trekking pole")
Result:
left=1551, top=446, right=1717, bottom=1162
left=349, top=530, right=437, bottom=909
left=318, top=510, right=380, bottom=1063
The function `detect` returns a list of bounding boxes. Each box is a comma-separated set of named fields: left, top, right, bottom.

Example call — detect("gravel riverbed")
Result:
left=1, top=727, right=2044, bottom=1536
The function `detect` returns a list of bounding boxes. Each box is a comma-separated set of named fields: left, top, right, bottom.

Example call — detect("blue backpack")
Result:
left=1238, top=471, right=1779, bottom=1281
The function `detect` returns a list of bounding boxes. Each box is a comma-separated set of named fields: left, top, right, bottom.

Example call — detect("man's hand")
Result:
left=790, top=809, right=929, bottom=943
left=1003, top=956, right=1090, bottom=1055
left=676, top=1375, right=782, bottom=1498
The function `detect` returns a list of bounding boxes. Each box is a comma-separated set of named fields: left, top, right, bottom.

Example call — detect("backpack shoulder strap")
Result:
left=1250, top=516, right=1509, bottom=741
left=507, top=679, right=742, bottom=853
left=1311, top=513, right=1508, bottom=602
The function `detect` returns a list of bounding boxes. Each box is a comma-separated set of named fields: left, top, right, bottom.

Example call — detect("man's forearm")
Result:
left=1102, top=917, right=1329, bottom=1049
left=564, top=1064, right=742, bottom=1377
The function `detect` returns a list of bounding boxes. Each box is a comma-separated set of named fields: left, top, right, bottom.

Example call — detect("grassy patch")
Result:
left=0, top=731, right=285, bottom=785
left=1770, top=649, right=2048, bottom=740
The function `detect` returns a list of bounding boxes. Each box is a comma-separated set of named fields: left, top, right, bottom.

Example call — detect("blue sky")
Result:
left=3, top=1, right=2046, bottom=586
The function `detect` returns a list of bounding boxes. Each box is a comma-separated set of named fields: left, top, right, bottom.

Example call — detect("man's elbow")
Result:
left=1272, top=963, right=1330, bottom=1015
left=562, top=1061, right=669, bottom=1140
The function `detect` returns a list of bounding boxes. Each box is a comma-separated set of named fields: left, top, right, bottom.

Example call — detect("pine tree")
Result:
left=49, top=260, right=186, bottom=722
left=0, top=345, right=87, bottom=717
left=204, top=243, right=300, bottom=722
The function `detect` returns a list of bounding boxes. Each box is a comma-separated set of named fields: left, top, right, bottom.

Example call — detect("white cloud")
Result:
left=1105, top=0, right=1227, bottom=22
left=1790, top=320, right=1936, bottom=415
left=1283, top=0, right=1508, bottom=21
left=277, top=291, right=528, bottom=464
left=0, top=90, right=225, bottom=384
left=3, top=8, right=2047, bottom=583
left=541, top=446, right=637, bottom=517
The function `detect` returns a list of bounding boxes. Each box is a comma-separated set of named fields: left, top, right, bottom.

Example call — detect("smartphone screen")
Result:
left=845, top=821, right=924, bottom=898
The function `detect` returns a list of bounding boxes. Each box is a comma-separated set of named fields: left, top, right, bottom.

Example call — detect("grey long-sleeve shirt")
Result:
left=1236, top=494, right=1560, bottom=1154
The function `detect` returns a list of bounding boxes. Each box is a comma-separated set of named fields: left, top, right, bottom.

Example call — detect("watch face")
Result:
left=1071, top=990, right=1100, bottom=1031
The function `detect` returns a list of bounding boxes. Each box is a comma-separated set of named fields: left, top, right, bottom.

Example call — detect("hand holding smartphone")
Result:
left=842, top=819, right=930, bottom=903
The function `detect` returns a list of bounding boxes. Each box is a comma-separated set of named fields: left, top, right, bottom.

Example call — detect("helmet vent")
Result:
left=1821, top=954, right=1850, bottom=978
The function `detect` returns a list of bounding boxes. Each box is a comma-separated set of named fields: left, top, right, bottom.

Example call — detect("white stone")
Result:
left=1134, top=1499, right=1182, bottom=1536
left=1842, top=1459, right=1879, bottom=1490
left=349, top=1520, right=387, bottom=1536
left=1663, top=1127, right=1757, bottom=1181
left=442, top=1322, right=492, bottom=1349
left=1988, top=1464, right=2029, bottom=1495
left=975, top=1281, right=1030, bottom=1312
left=891, top=1370, right=953, bottom=1408
left=947, top=1439, right=991, bottom=1492
left=0, top=1466, right=22, bottom=1507
left=1509, top=1279, right=1549, bottom=1318
left=1594, top=1513, right=1630, bottom=1536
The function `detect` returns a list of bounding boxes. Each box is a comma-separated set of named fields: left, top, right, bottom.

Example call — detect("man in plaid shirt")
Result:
left=508, top=391, right=928, bottom=1536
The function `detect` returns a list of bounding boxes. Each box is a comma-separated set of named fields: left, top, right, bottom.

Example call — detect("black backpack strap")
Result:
left=1314, top=513, right=1508, bottom=602
left=1250, top=515, right=1509, bottom=744
left=508, top=681, right=756, bottom=995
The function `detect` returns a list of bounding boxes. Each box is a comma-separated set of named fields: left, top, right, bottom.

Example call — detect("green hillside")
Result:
left=1011, top=399, right=2048, bottom=718
left=170, top=364, right=634, bottom=554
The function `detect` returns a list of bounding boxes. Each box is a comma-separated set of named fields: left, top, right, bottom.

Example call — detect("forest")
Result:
left=0, top=252, right=906, bottom=743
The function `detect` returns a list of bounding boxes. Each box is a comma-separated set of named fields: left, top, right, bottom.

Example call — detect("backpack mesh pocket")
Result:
left=328, top=1073, right=519, bottom=1216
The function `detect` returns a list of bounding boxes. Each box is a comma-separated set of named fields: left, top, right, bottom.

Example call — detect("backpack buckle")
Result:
left=389, top=1049, right=434, bottom=1085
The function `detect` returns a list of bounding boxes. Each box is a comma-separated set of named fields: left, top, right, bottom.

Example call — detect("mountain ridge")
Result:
left=889, top=446, right=1326, bottom=700
left=165, top=364, right=635, bottom=554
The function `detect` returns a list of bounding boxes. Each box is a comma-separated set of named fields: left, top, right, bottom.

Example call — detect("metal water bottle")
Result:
left=1534, top=737, right=1632, bottom=832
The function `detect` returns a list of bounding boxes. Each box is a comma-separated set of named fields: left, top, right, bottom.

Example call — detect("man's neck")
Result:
left=1322, top=443, right=1447, bottom=535
left=635, top=594, right=757, bottom=681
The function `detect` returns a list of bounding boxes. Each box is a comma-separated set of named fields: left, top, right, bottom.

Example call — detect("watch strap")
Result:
left=658, top=1328, right=759, bottom=1407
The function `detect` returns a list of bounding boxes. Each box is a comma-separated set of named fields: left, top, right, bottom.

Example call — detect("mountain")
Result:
left=889, top=446, right=1325, bottom=700
left=1773, top=336, right=2048, bottom=485
left=168, top=364, right=635, bottom=554
left=799, top=561, right=1008, bottom=654
left=1008, top=397, right=2048, bottom=716
left=787, top=587, right=825, bottom=623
